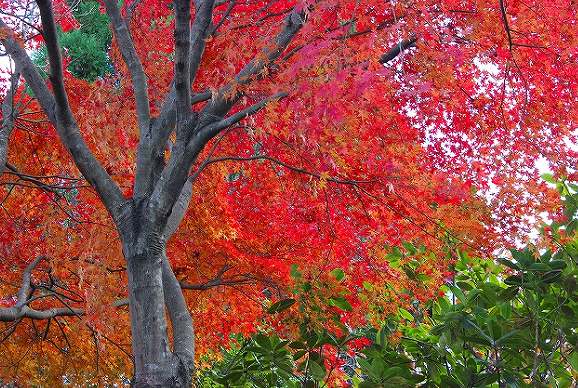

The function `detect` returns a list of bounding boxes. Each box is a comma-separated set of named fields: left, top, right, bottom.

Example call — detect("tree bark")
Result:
left=126, top=250, right=172, bottom=386
left=125, top=241, right=194, bottom=387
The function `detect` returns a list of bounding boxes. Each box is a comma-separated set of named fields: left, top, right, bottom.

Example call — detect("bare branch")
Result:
left=379, top=36, right=417, bottom=64
left=499, top=0, right=513, bottom=51
left=199, top=10, right=305, bottom=122
left=147, top=10, right=304, bottom=236
left=179, top=275, right=257, bottom=290
left=0, top=256, right=83, bottom=322
left=2, top=4, right=125, bottom=220
left=0, top=306, right=83, bottom=321
left=103, top=0, right=150, bottom=131
left=0, top=260, right=264, bottom=323
left=209, top=0, right=236, bottom=36
left=174, top=0, right=192, bottom=120
left=151, top=90, right=212, bottom=145
left=15, top=256, right=45, bottom=308
left=1, top=66, right=20, bottom=171
left=198, top=91, right=287, bottom=140
left=198, top=154, right=376, bottom=186
left=189, top=0, right=216, bottom=94
left=0, top=18, right=56, bottom=123
left=163, top=177, right=193, bottom=240
left=125, top=0, right=143, bottom=21
left=161, top=255, right=194, bottom=361
left=133, top=0, right=215, bottom=199
left=152, top=6, right=301, bottom=153
left=4, top=163, right=85, bottom=193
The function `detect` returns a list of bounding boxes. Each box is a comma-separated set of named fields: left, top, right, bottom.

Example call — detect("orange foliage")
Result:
left=0, top=0, right=576, bottom=384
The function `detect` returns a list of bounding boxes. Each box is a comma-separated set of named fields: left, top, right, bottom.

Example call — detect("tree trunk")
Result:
left=125, top=241, right=194, bottom=387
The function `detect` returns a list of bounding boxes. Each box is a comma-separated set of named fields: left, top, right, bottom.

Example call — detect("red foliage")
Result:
left=0, top=0, right=576, bottom=383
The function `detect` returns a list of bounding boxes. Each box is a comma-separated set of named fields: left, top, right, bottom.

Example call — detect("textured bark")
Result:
left=0, top=68, right=19, bottom=172
left=126, top=250, right=173, bottom=386
left=162, top=255, right=195, bottom=382
left=125, top=243, right=193, bottom=387
left=121, top=183, right=195, bottom=387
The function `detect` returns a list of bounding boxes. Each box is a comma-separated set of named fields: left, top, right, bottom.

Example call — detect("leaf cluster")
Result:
left=200, top=182, right=578, bottom=387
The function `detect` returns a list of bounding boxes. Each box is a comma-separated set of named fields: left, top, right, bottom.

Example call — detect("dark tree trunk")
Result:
left=124, top=236, right=194, bottom=387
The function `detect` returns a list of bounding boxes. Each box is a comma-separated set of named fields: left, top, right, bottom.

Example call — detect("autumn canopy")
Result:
left=0, top=0, right=576, bottom=385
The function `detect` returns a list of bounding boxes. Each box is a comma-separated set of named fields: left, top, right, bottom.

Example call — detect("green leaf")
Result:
left=375, top=327, right=388, bottom=347
left=225, top=370, right=244, bottom=382
left=305, top=332, right=319, bottom=347
left=290, top=264, right=302, bottom=279
left=541, top=270, right=563, bottom=283
left=568, top=352, right=578, bottom=371
left=362, top=281, right=374, bottom=291
left=495, top=329, right=520, bottom=345
left=504, top=275, right=523, bottom=286
left=330, top=268, right=345, bottom=282
left=289, top=341, right=306, bottom=349
left=449, top=285, right=466, bottom=303
left=498, top=257, right=520, bottom=270
left=359, top=382, right=381, bottom=388
left=306, top=359, right=326, bottom=380
left=548, top=260, right=567, bottom=270
left=402, top=241, right=417, bottom=255
left=274, top=339, right=290, bottom=350
left=498, top=286, right=519, bottom=301
left=329, top=297, right=352, bottom=311
left=430, top=324, right=446, bottom=336
left=254, top=334, right=271, bottom=350
left=293, top=350, right=307, bottom=361
left=457, top=281, right=473, bottom=291
left=529, top=262, right=550, bottom=271
left=541, top=173, right=556, bottom=183
left=268, top=298, right=296, bottom=314
left=383, top=366, right=404, bottom=381
left=398, top=308, right=414, bottom=321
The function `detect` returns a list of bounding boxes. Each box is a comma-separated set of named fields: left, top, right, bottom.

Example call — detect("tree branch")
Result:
left=174, top=0, right=192, bottom=121
left=163, top=177, right=193, bottom=240
left=197, top=154, right=376, bottom=186
left=161, top=254, right=194, bottom=363
left=179, top=274, right=257, bottom=290
left=208, top=0, right=235, bottom=36
left=2, top=4, right=125, bottom=220
left=188, top=0, right=216, bottom=95
left=146, top=9, right=304, bottom=237
left=15, top=256, right=45, bottom=308
left=1, top=66, right=20, bottom=171
left=103, top=0, right=155, bottom=200
left=125, top=0, right=143, bottom=21
left=103, top=0, right=150, bottom=131
left=0, top=306, right=84, bottom=321
left=379, top=36, right=417, bottom=64
left=134, top=0, right=215, bottom=199
left=198, top=10, right=305, bottom=123
left=0, top=18, right=56, bottom=123
left=0, top=256, right=82, bottom=322
left=198, top=92, right=287, bottom=140
left=0, top=260, right=263, bottom=323
left=4, top=163, right=85, bottom=193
